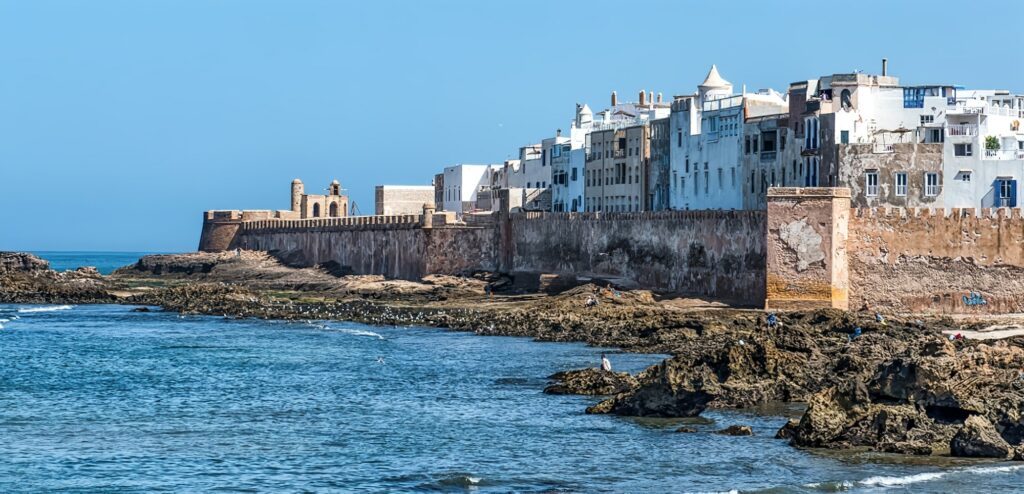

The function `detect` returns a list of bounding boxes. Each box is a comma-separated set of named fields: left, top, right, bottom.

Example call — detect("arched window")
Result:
left=312, top=203, right=321, bottom=217
left=329, top=202, right=339, bottom=217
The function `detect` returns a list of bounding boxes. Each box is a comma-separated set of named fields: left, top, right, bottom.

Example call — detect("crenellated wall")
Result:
left=849, top=207, right=1024, bottom=314
left=200, top=194, right=1024, bottom=314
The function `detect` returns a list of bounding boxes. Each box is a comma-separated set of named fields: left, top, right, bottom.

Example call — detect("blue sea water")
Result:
left=2, top=255, right=1024, bottom=492
left=29, top=251, right=166, bottom=275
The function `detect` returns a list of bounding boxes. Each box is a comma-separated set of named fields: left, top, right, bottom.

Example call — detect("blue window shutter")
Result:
left=1011, top=180, right=1018, bottom=208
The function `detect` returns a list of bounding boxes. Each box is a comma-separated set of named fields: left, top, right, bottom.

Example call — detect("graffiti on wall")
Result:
left=962, top=292, right=988, bottom=306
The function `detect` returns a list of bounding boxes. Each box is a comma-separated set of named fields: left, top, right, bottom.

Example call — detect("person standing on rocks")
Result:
left=601, top=353, right=612, bottom=372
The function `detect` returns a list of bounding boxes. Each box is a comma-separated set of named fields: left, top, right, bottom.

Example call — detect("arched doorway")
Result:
left=312, top=203, right=321, bottom=217
left=329, top=202, right=338, bottom=217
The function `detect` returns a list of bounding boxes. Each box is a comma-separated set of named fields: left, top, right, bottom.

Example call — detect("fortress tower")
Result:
left=291, top=179, right=304, bottom=213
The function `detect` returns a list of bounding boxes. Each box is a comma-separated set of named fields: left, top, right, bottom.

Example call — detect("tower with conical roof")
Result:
left=698, top=64, right=733, bottom=104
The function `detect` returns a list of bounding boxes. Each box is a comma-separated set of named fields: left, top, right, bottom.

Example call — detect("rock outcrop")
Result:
left=951, top=415, right=1011, bottom=458
left=544, top=368, right=638, bottom=396
left=0, top=252, right=115, bottom=304
left=715, top=425, right=753, bottom=436
left=788, top=339, right=1024, bottom=457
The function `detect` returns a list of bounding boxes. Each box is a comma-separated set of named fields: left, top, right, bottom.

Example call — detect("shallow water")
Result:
left=2, top=303, right=1023, bottom=493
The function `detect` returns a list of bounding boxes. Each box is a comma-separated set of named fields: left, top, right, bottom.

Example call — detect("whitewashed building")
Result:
left=941, top=91, right=1024, bottom=208
left=551, top=105, right=592, bottom=212
left=668, top=66, right=788, bottom=210
left=441, top=164, right=502, bottom=215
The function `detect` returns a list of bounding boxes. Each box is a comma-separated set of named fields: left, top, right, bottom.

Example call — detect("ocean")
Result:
left=30, top=251, right=165, bottom=275
left=2, top=254, right=1024, bottom=492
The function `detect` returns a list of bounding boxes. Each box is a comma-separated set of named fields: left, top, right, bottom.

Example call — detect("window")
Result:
left=865, top=171, right=879, bottom=197
left=703, top=163, right=709, bottom=195
left=718, top=168, right=723, bottom=190
left=998, top=179, right=1017, bottom=207
left=955, top=144, right=973, bottom=157
left=685, top=159, right=689, bottom=173
left=840, top=131, right=849, bottom=145
left=762, top=131, right=777, bottom=152
left=745, top=137, right=751, bottom=155
left=731, top=167, right=736, bottom=188
left=920, top=115, right=934, bottom=125
left=895, top=172, right=907, bottom=196
left=677, top=130, right=682, bottom=147
left=571, top=168, right=577, bottom=181
left=959, top=172, right=971, bottom=183
left=925, top=173, right=940, bottom=197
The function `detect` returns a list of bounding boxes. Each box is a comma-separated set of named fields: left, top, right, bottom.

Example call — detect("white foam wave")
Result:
left=0, top=319, right=8, bottom=323
left=328, top=327, right=385, bottom=339
left=808, top=463, right=1024, bottom=491
left=859, top=471, right=946, bottom=487
left=18, top=305, right=73, bottom=314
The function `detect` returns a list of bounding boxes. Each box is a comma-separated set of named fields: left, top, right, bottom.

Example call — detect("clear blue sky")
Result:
left=1, top=0, right=1020, bottom=252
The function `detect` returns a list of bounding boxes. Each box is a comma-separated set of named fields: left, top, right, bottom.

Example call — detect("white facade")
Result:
left=941, top=93, right=1024, bottom=208
left=668, top=66, right=787, bottom=210
left=550, top=114, right=587, bottom=212
left=442, top=164, right=502, bottom=215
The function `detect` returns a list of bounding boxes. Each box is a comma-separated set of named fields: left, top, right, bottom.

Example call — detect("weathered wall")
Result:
left=849, top=207, right=1024, bottom=314
left=233, top=217, right=498, bottom=279
left=508, top=210, right=766, bottom=304
left=837, top=142, right=943, bottom=208
left=765, top=188, right=850, bottom=311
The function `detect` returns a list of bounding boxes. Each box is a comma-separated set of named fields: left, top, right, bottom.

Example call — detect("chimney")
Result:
left=657, top=92, right=663, bottom=104
left=882, top=58, right=888, bottom=76
left=556, top=128, right=562, bottom=137
left=648, top=91, right=653, bottom=107
left=611, top=91, right=617, bottom=106
left=639, top=90, right=646, bottom=106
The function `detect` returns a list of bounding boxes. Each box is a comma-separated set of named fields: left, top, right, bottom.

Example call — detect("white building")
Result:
left=442, top=164, right=502, bottom=215
left=668, top=65, right=788, bottom=210
left=941, top=91, right=1024, bottom=208
left=551, top=104, right=591, bottom=212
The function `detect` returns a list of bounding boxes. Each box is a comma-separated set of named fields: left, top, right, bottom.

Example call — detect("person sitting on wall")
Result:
left=767, top=313, right=779, bottom=329
left=586, top=296, right=598, bottom=308
left=875, top=312, right=886, bottom=326
left=601, top=353, right=612, bottom=372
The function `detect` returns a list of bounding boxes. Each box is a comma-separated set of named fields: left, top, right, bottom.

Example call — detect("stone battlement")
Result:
left=853, top=207, right=1024, bottom=219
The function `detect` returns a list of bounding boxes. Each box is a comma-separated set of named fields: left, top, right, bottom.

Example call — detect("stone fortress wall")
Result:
left=200, top=188, right=1024, bottom=314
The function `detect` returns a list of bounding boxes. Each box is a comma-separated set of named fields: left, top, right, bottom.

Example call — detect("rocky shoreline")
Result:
left=3, top=250, right=1024, bottom=460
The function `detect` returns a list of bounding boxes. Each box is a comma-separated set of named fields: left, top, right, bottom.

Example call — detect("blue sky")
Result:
left=1, top=0, right=1020, bottom=252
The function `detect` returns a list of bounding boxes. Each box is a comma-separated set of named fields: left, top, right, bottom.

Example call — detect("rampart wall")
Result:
left=200, top=193, right=1024, bottom=314
left=509, top=210, right=767, bottom=304
left=849, top=207, right=1024, bottom=314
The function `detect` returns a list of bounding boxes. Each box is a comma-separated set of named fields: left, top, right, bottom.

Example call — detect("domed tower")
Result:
left=329, top=179, right=341, bottom=196
left=291, top=179, right=304, bottom=212
left=575, top=103, right=593, bottom=128
left=698, top=64, right=733, bottom=104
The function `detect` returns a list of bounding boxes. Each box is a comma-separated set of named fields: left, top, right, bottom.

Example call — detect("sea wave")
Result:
left=17, top=305, right=73, bottom=314
left=806, top=463, right=1024, bottom=491
left=327, top=327, right=385, bottom=339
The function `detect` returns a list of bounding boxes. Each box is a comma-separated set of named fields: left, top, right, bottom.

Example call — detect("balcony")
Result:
left=613, top=149, right=626, bottom=159
left=983, top=149, right=1024, bottom=161
left=946, top=124, right=978, bottom=137
left=872, top=144, right=895, bottom=154
left=759, top=151, right=777, bottom=162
